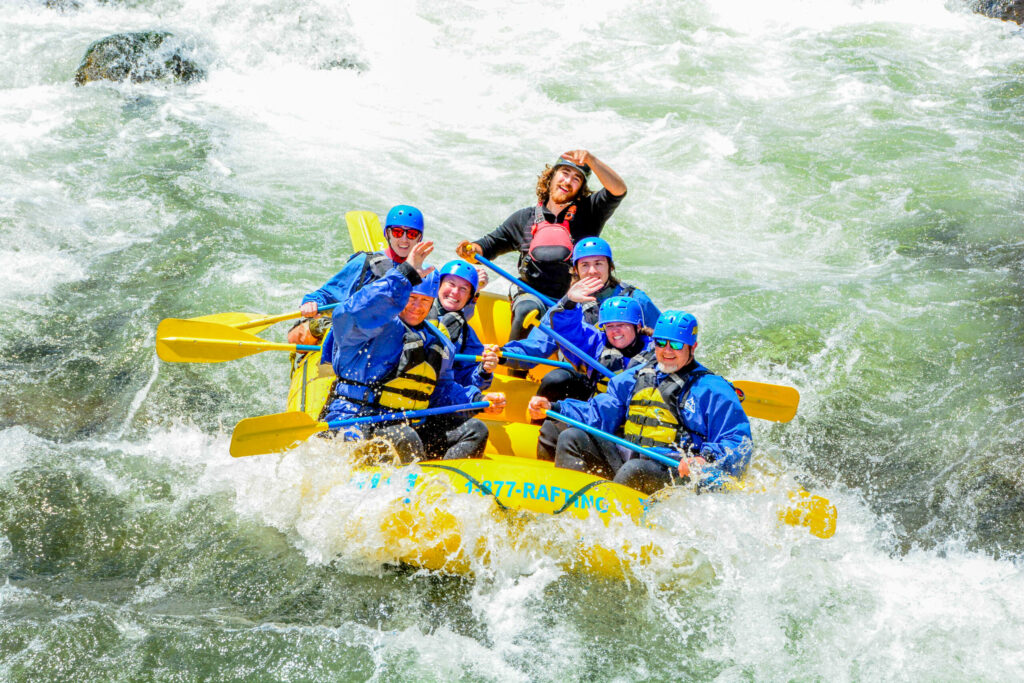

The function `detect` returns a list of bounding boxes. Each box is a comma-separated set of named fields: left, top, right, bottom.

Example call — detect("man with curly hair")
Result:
left=456, top=150, right=627, bottom=351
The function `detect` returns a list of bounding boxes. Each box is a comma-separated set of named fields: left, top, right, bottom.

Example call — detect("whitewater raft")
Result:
left=278, top=283, right=833, bottom=575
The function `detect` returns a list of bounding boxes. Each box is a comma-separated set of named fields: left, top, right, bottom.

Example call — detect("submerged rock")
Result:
left=975, top=0, right=1024, bottom=25
left=74, top=32, right=205, bottom=86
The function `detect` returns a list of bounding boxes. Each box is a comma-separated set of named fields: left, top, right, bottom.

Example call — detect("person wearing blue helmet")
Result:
left=566, top=237, right=661, bottom=328
left=321, top=240, right=506, bottom=463
left=500, top=235, right=661, bottom=380
left=528, top=311, right=753, bottom=494
left=455, top=149, right=627, bottom=346
left=288, top=205, right=427, bottom=346
left=553, top=294, right=656, bottom=390
left=429, top=259, right=500, bottom=391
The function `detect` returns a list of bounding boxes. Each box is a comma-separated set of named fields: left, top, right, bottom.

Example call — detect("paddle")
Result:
left=453, top=352, right=576, bottom=372
left=188, top=311, right=275, bottom=333
left=187, top=302, right=340, bottom=335
left=156, top=319, right=321, bottom=363
left=346, top=210, right=388, bottom=252
left=730, top=380, right=799, bottom=423
left=467, top=254, right=557, bottom=307
left=230, top=400, right=491, bottom=457
left=544, top=410, right=837, bottom=539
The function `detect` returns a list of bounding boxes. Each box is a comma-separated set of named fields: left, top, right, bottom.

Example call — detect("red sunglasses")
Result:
left=388, top=227, right=422, bottom=240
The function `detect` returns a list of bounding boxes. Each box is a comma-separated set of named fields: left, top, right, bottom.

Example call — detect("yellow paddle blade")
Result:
left=733, top=380, right=800, bottom=423
left=779, top=489, right=838, bottom=539
left=230, top=411, right=327, bottom=457
left=346, top=210, right=387, bottom=252
left=188, top=311, right=275, bottom=334
left=156, top=319, right=300, bottom=363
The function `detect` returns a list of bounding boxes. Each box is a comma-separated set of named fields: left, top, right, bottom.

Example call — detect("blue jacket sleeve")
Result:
left=302, top=254, right=368, bottom=308
left=330, top=263, right=419, bottom=343
left=429, top=331, right=485, bottom=408
left=549, top=302, right=604, bottom=368
left=684, top=375, right=754, bottom=481
left=450, top=325, right=493, bottom=391
left=501, top=326, right=559, bottom=369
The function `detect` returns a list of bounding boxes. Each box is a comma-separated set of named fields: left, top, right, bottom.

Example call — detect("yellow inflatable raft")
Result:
left=272, top=214, right=834, bottom=576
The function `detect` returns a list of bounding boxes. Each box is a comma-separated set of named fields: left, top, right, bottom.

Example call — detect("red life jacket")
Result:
left=520, top=203, right=576, bottom=298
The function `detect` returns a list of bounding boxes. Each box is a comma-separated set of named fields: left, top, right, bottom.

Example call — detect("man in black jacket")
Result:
left=456, top=149, right=627, bottom=346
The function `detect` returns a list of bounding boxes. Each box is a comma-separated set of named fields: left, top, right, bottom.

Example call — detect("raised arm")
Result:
left=561, top=149, right=626, bottom=197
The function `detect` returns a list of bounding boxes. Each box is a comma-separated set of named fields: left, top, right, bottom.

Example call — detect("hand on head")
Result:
left=561, top=149, right=592, bottom=167
left=566, top=276, right=604, bottom=304
left=474, top=265, right=489, bottom=290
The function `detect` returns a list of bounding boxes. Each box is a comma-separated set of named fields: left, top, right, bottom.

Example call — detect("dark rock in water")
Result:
left=975, top=0, right=1024, bottom=25
left=74, top=32, right=206, bottom=86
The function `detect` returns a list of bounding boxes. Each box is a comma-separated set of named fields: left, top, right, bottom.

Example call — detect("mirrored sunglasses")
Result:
left=388, top=227, right=422, bottom=240
left=654, top=338, right=686, bottom=350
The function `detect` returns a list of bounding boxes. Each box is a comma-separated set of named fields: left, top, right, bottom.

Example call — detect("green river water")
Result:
left=1, top=0, right=1023, bottom=680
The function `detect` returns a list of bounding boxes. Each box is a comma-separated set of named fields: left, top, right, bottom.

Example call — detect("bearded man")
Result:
left=456, top=150, right=627, bottom=346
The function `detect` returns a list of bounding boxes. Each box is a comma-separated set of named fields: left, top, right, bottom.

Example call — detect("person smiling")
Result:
left=456, top=150, right=627, bottom=347
left=288, top=205, right=427, bottom=346
left=320, top=241, right=505, bottom=463
left=527, top=311, right=753, bottom=494
left=428, top=259, right=500, bottom=391
left=541, top=293, right=655, bottom=401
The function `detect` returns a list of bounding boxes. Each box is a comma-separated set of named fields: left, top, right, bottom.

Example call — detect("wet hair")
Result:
left=535, top=165, right=592, bottom=204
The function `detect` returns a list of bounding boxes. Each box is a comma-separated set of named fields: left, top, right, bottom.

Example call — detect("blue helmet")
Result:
left=411, top=270, right=439, bottom=298
left=653, top=310, right=698, bottom=346
left=385, top=204, right=424, bottom=232
left=598, top=296, right=643, bottom=328
left=553, top=156, right=592, bottom=182
left=572, top=236, right=613, bottom=265
left=438, top=259, right=479, bottom=296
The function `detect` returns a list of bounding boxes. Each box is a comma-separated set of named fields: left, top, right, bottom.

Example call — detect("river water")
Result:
left=2, top=0, right=1023, bottom=680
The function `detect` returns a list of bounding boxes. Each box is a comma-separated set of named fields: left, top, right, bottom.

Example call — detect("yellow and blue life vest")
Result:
left=623, top=365, right=709, bottom=449
left=335, top=322, right=446, bottom=411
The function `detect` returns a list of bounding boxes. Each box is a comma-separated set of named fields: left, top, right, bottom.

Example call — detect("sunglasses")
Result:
left=654, top=338, right=686, bottom=350
left=388, top=227, right=422, bottom=240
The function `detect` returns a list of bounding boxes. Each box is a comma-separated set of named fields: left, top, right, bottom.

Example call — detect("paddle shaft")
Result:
left=235, top=302, right=340, bottom=330
left=545, top=410, right=679, bottom=468
left=230, top=400, right=493, bottom=458
left=528, top=318, right=615, bottom=379
left=453, top=352, right=576, bottom=371
left=473, top=255, right=557, bottom=307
